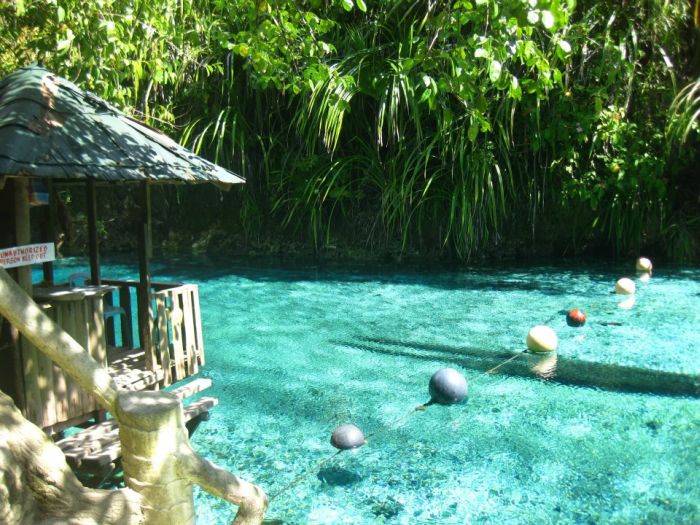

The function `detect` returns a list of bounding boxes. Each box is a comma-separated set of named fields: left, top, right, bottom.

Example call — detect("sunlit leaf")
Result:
left=489, top=60, right=502, bottom=82
left=541, top=10, right=555, bottom=29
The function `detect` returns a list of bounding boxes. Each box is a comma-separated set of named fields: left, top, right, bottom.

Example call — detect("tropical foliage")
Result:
left=1, top=0, right=698, bottom=260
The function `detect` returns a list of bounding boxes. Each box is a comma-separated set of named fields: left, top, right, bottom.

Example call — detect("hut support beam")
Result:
left=14, top=178, right=31, bottom=293
left=137, top=182, right=154, bottom=364
left=41, top=180, right=55, bottom=284
left=86, top=179, right=101, bottom=285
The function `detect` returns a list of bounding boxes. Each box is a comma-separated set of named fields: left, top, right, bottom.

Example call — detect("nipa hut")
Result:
left=0, top=65, right=241, bottom=476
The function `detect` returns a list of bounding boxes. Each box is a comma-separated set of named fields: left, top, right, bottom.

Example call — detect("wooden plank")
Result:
left=36, top=305, right=56, bottom=428
left=20, top=336, right=43, bottom=425
left=119, top=285, right=134, bottom=348
left=182, top=287, right=197, bottom=375
left=107, top=347, right=162, bottom=391
left=73, top=299, right=93, bottom=417
left=170, top=292, right=186, bottom=381
left=89, top=292, right=107, bottom=366
left=52, top=305, right=68, bottom=423
left=62, top=302, right=84, bottom=420
left=56, top=396, right=218, bottom=470
left=104, top=291, right=116, bottom=347
left=191, top=284, right=205, bottom=367
left=155, top=294, right=172, bottom=386
left=169, top=378, right=212, bottom=400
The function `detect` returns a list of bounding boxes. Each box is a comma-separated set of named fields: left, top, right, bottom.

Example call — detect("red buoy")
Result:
left=566, top=308, right=586, bottom=327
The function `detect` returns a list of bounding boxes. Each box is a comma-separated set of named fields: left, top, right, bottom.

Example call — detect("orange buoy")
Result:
left=566, top=308, right=586, bottom=327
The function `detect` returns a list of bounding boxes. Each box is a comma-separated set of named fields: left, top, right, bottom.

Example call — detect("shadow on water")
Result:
left=97, top=255, right=639, bottom=292
left=317, top=467, right=363, bottom=487
left=338, top=337, right=700, bottom=398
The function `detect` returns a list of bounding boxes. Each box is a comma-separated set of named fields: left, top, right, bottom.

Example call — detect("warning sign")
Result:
left=0, top=243, right=56, bottom=269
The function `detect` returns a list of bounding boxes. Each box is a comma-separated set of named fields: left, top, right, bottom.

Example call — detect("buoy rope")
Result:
left=468, top=350, right=527, bottom=382
left=365, top=404, right=428, bottom=441
left=269, top=450, right=343, bottom=502
left=268, top=277, right=608, bottom=507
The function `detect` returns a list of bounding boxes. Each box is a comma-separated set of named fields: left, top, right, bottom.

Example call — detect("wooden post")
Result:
left=137, top=182, right=154, bottom=368
left=86, top=179, right=101, bottom=285
left=118, top=391, right=268, bottom=525
left=40, top=180, right=56, bottom=285
left=118, top=391, right=195, bottom=525
left=14, top=178, right=32, bottom=293
left=12, top=178, right=32, bottom=417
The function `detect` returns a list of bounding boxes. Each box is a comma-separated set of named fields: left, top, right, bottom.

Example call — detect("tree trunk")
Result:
left=0, top=390, right=143, bottom=525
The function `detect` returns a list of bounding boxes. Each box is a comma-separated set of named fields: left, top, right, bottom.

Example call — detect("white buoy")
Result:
left=615, top=277, right=636, bottom=295
left=526, top=325, right=558, bottom=353
left=635, top=257, right=653, bottom=273
left=638, top=272, right=651, bottom=283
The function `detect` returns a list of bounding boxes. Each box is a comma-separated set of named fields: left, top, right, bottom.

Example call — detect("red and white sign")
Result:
left=0, top=243, right=56, bottom=269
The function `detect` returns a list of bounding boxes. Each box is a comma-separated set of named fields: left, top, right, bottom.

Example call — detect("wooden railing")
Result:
left=153, top=283, right=204, bottom=385
left=102, top=279, right=205, bottom=387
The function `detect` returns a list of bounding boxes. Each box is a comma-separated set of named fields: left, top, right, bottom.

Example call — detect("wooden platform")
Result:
left=56, top=378, right=217, bottom=473
left=108, top=347, right=164, bottom=391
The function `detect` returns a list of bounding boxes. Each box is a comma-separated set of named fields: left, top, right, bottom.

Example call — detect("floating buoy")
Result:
left=638, top=272, right=651, bottom=283
left=526, top=325, right=558, bottom=353
left=615, top=277, right=636, bottom=295
left=566, top=308, right=586, bottom=327
left=635, top=257, right=653, bottom=273
left=428, top=368, right=468, bottom=405
left=330, top=424, right=366, bottom=450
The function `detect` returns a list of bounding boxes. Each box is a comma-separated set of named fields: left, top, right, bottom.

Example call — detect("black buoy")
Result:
left=330, top=424, right=366, bottom=450
left=428, top=368, right=468, bottom=405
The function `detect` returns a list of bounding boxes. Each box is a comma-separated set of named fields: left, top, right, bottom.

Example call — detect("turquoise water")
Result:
left=49, top=259, right=700, bottom=524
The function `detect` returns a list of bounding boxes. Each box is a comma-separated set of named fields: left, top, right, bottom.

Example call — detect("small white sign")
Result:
left=0, top=243, right=56, bottom=269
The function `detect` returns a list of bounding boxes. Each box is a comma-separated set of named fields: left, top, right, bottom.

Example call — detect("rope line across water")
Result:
left=268, top=277, right=607, bottom=504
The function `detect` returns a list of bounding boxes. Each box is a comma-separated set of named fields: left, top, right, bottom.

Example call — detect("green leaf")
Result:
left=355, top=0, right=367, bottom=12
left=468, top=119, right=479, bottom=142
left=57, top=29, right=75, bottom=52
left=552, top=68, right=562, bottom=86
left=474, top=48, right=489, bottom=59
left=541, top=10, right=555, bottom=29
left=509, top=75, right=522, bottom=100
left=341, top=0, right=354, bottom=12
left=489, top=60, right=502, bottom=82
left=558, top=40, right=572, bottom=54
